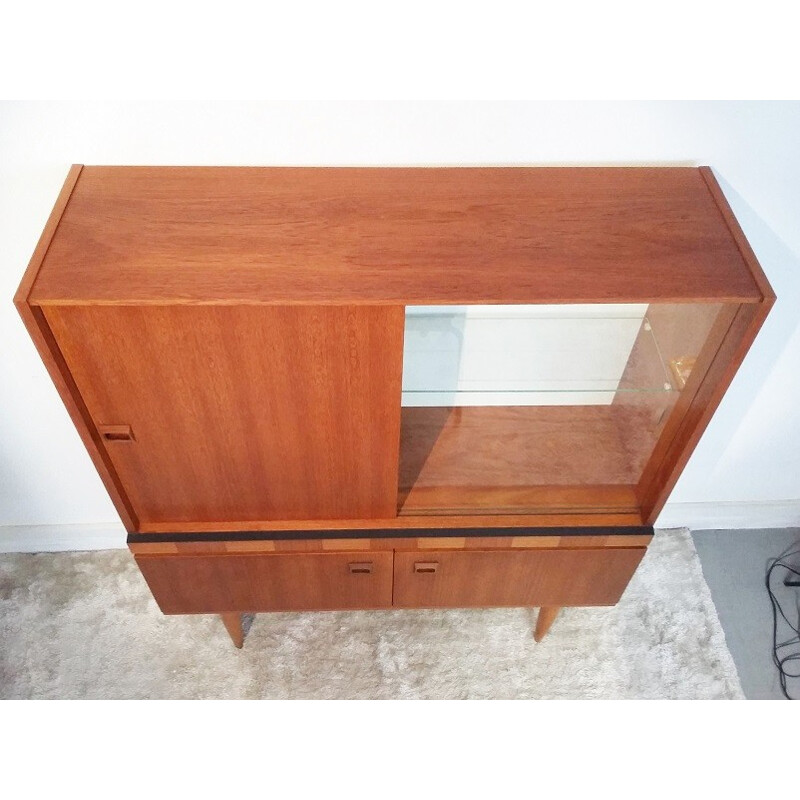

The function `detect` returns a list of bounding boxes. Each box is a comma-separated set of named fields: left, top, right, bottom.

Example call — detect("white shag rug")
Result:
left=0, top=528, right=743, bottom=699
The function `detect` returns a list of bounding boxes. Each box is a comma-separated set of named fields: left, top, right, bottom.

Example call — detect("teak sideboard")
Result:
left=15, top=166, right=774, bottom=648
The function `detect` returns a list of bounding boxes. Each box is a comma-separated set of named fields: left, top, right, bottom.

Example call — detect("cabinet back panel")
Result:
left=44, top=305, right=404, bottom=524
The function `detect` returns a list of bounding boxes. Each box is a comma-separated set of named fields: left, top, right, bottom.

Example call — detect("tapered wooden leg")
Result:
left=220, top=613, right=244, bottom=648
left=533, top=606, right=561, bottom=642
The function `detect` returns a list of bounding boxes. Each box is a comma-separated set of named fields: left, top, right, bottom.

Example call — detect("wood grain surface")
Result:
left=136, top=551, right=394, bottom=614
left=398, top=405, right=664, bottom=514
left=392, top=547, right=646, bottom=608
left=127, top=532, right=654, bottom=556
left=534, top=607, right=561, bottom=641
left=398, top=485, right=640, bottom=516
left=135, top=546, right=644, bottom=613
left=17, top=165, right=775, bottom=539
left=220, top=613, right=244, bottom=648
left=13, top=165, right=82, bottom=306
left=136, top=512, right=646, bottom=533
left=44, top=304, right=404, bottom=523
left=30, top=166, right=764, bottom=305
left=13, top=166, right=138, bottom=529
left=699, top=167, right=776, bottom=304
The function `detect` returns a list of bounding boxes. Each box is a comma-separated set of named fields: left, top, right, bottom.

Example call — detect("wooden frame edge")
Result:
left=640, top=300, right=772, bottom=524
left=13, top=166, right=139, bottom=531
left=128, top=529, right=654, bottom=556
left=699, top=166, right=777, bottom=304
left=14, top=165, right=83, bottom=306
left=638, top=170, right=776, bottom=524
left=136, top=512, right=645, bottom=534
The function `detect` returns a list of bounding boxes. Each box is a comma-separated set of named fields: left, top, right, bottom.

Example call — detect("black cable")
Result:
left=765, top=542, right=800, bottom=700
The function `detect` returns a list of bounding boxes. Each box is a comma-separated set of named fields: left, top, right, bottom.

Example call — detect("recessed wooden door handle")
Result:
left=414, top=561, right=439, bottom=574
left=348, top=562, right=373, bottom=574
left=98, top=424, right=134, bottom=442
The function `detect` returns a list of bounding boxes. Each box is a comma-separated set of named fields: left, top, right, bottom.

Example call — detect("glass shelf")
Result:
left=399, top=302, right=724, bottom=516
left=402, top=305, right=675, bottom=406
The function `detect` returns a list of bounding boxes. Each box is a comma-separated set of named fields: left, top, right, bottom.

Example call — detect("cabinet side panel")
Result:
left=43, top=305, right=405, bottom=523
left=14, top=306, right=139, bottom=530
left=699, top=167, right=776, bottom=303
left=13, top=165, right=137, bottom=530
left=639, top=300, right=772, bottom=523
left=13, top=165, right=83, bottom=306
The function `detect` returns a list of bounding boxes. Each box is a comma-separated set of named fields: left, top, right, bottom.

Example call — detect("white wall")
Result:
left=1, top=101, right=799, bottom=537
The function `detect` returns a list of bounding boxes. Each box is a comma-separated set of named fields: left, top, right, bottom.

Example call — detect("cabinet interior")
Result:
left=399, top=302, right=725, bottom=517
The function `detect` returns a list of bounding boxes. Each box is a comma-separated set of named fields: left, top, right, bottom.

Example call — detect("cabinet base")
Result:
left=216, top=605, right=567, bottom=649
left=220, top=613, right=244, bottom=649
left=131, top=526, right=652, bottom=647
left=534, top=607, right=561, bottom=642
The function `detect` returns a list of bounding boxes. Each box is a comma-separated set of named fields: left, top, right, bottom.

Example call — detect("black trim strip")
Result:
left=128, top=525, right=654, bottom=544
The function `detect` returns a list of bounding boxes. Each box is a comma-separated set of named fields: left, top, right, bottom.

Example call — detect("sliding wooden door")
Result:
left=44, top=305, right=405, bottom=525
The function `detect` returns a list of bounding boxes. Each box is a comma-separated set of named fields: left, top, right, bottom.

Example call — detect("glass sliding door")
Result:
left=399, top=303, right=724, bottom=516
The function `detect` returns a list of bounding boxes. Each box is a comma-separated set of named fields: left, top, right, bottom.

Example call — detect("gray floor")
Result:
left=692, top=527, right=800, bottom=700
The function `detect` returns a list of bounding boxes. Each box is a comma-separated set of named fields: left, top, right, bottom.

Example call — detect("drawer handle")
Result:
left=414, top=562, right=439, bottom=574
left=99, top=424, right=134, bottom=442
left=348, top=562, right=373, bottom=574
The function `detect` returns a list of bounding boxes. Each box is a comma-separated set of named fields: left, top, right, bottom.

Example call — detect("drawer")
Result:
left=135, top=551, right=393, bottom=614
left=393, top=547, right=645, bottom=609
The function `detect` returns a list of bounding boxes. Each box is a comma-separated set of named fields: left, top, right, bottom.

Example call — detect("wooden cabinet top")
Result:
left=26, top=165, right=770, bottom=306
